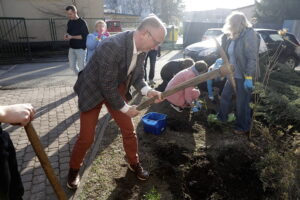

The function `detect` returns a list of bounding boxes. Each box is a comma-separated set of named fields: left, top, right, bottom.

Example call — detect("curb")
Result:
left=0, top=64, right=18, bottom=76
left=72, top=113, right=111, bottom=200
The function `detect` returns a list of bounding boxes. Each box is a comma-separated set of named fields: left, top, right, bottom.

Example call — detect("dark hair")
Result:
left=194, top=60, right=208, bottom=73
left=65, top=5, right=77, bottom=12
left=182, top=58, right=194, bottom=69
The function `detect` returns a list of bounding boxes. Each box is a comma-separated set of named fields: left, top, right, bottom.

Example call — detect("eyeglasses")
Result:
left=146, top=30, right=161, bottom=45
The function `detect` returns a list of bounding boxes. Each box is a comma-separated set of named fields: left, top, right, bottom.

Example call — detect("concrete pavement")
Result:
left=0, top=50, right=183, bottom=199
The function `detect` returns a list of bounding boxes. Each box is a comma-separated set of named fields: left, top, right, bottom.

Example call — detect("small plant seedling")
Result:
left=143, top=187, right=161, bottom=200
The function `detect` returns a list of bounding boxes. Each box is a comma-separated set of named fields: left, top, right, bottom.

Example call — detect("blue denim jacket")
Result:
left=86, top=32, right=109, bottom=63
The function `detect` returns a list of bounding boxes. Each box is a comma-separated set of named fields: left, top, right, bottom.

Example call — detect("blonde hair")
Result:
left=223, top=12, right=252, bottom=39
left=94, top=20, right=106, bottom=28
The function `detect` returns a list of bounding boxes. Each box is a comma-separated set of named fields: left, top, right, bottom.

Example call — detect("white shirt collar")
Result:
left=133, top=38, right=142, bottom=55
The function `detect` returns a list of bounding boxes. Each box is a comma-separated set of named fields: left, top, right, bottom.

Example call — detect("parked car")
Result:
left=202, top=28, right=223, bottom=41
left=106, top=20, right=122, bottom=34
left=257, top=29, right=300, bottom=69
left=184, top=29, right=300, bottom=69
left=184, top=35, right=221, bottom=66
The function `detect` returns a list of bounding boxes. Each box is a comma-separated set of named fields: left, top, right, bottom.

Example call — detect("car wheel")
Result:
left=285, top=56, right=297, bottom=70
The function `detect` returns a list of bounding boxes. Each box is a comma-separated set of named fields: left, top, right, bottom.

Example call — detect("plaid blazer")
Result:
left=74, top=31, right=147, bottom=112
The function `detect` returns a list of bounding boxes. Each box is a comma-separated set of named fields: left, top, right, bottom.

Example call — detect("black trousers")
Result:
left=144, top=50, right=158, bottom=81
left=0, top=127, right=24, bottom=200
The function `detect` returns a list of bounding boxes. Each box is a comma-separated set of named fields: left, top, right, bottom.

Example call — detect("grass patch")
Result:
left=143, top=187, right=162, bottom=200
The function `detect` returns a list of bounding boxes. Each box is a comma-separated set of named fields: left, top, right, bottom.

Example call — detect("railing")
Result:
left=0, top=17, right=180, bottom=64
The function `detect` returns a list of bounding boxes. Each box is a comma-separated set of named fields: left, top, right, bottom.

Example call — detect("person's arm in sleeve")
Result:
left=69, top=20, right=89, bottom=40
left=86, top=34, right=98, bottom=51
left=132, top=55, right=152, bottom=96
left=132, top=56, right=162, bottom=103
left=96, top=43, right=127, bottom=110
left=184, top=87, right=200, bottom=106
left=81, top=20, right=89, bottom=42
left=244, top=30, right=259, bottom=77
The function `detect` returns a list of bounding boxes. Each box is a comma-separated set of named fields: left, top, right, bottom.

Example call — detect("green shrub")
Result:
left=256, top=148, right=298, bottom=200
left=143, top=187, right=161, bottom=200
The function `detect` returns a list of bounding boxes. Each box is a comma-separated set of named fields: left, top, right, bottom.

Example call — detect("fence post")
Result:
left=49, top=18, right=55, bottom=49
left=23, top=18, right=32, bottom=61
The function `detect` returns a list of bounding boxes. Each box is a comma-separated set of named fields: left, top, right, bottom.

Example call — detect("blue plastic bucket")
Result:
left=142, top=112, right=167, bottom=135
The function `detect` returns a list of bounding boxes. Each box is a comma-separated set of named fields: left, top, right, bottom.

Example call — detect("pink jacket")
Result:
left=165, top=66, right=200, bottom=108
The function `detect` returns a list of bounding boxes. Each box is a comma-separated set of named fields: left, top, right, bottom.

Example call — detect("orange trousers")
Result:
left=69, top=84, right=138, bottom=169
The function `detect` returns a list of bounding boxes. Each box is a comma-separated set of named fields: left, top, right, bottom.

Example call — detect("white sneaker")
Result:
left=208, top=96, right=214, bottom=101
left=170, top=103, right=183, bottom=112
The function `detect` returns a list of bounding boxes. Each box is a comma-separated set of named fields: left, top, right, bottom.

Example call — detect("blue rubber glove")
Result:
left=244, top=76, right=253, bottom=91
left=192, top=106, right=199, bottom=113
left=195, top=101, right=202, bottom=109
left=192, top=100, right=202, bottom=113
left=207, top=79, right=214, bottom=100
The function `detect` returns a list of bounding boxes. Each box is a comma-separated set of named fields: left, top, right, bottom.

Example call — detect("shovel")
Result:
left=24, top=122, right=68, bottom=200
left=137, top=39, right=235, bottom=111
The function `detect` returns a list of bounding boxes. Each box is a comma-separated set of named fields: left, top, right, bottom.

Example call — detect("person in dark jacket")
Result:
left=210, top=11, right=260, bottom=135
left=0, top=104, right=35, bottom=200
left=144, top=46, right=161, bottom=86
left=156, top=58, right=194, bottom=92
left=64, top=5, right=89, bottom=75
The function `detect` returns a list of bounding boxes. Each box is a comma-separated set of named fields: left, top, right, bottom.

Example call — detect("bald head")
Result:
left=137, top=15, right=166, bottom=35
left=134, top=14, right=166, bottom=52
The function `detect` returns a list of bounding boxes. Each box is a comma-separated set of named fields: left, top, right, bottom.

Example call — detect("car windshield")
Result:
left=269, top=34, right=284, bottom=42
left=204, top=30, right=222, bottom=36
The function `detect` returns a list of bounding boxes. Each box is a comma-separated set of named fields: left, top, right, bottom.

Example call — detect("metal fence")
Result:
left=0, top=17, right=179, bottom=64
left=0, top=17, right=31, bottom=64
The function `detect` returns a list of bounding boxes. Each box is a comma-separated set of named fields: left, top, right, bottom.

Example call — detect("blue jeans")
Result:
left=68, top=48, right=87, bottom=75
left=218, top=78, right=252, bottom=131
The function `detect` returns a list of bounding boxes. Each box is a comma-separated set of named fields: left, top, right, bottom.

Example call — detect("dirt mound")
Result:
left=152, top=143, right=265, bottom=200
left=184, top=154, right=223, bottom=200
left=182, top=148, right=264, bottom=200
left=214, top=147, right=264, bottom=199
left=167, top=117, right=203, bottom=133
left=155, top=144, right=191, bottom=166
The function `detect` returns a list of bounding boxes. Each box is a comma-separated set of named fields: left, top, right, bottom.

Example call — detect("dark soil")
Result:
left=152, top=141, right=264, bottom=200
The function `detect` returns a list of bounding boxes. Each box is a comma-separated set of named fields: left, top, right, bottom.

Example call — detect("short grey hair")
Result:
left=137, top=14, right=166, bottom=34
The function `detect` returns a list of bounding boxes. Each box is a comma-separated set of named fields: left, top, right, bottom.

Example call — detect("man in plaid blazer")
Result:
left=67, top=15, right=166, bottom=189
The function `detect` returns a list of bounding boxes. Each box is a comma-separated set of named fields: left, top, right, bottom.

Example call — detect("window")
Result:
left=269, top=34, right=284, bottom=42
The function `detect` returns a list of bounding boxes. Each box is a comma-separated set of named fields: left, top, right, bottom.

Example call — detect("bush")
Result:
left=256, top=148, right=298, bottom=200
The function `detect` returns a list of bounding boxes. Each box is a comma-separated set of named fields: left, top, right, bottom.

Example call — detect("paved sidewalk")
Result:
left=0, top=86, right=108, bottom=200
left=0, top=50, right=183, bottom=199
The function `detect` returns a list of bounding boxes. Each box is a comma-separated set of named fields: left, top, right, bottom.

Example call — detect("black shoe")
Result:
left=124, top=156, right=149, bottom=181
left=67, top=168, right=80, bottom=190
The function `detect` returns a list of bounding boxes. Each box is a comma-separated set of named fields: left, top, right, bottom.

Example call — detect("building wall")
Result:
left=0, top=0, right=104, bottom=18
left=184, top=9, right=232, bottom=23
left=0, top=1, right=4, bottom=17
left=0, top=0, right=104, bottom=42
left=104, top=13, right=140, bottom=23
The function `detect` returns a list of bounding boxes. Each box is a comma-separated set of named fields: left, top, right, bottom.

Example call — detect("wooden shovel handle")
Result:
left=25, top=122, right=67, bottom=200
left=137, top=66, right=231, bottom=111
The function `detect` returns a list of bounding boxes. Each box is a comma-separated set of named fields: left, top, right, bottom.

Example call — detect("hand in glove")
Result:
left=244, top=76, right=253, bottom=91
